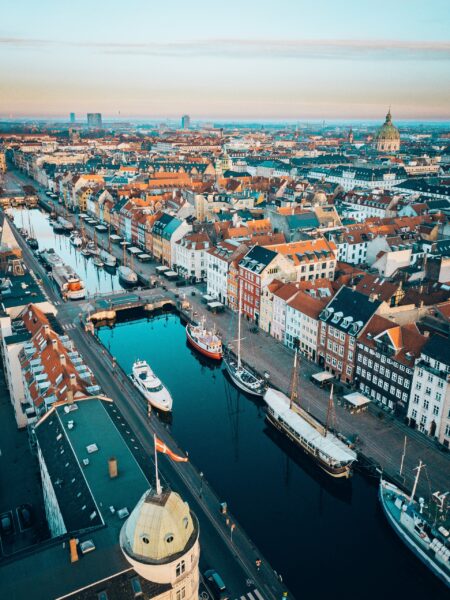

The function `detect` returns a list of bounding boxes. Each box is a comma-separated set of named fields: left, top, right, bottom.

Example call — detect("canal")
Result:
left=96, top=310, right=448, bottom=600
left=8, top=207, right=124, bottom=295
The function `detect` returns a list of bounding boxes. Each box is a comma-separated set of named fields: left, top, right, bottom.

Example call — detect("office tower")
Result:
left=69, top=112, right=75, bottom=123
left=181, top=114, right=191, bottom=129
left=87, top=113, right=102, bottom=128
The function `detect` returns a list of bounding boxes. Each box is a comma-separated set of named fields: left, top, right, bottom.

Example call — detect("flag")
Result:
left=155, top=436, right=188, bottom=462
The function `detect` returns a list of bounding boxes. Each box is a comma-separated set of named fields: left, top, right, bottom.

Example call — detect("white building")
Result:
left=308, top=166, right=407, bottom=192
left=206, top=240, right=247, bottom=304
left=172, top=231, right=211, bottom=282
left=407, top=335, right=450, bottom=447
left=284, top=291, right=328, bottom=361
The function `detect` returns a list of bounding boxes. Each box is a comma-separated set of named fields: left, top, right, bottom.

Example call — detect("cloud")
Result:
left=1, top=36, right=449, bottom=61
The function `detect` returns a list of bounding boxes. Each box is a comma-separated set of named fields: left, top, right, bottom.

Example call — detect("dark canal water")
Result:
left=96, top=311, right=447, bottom=600
left=9, top=208, right=123, bottom=295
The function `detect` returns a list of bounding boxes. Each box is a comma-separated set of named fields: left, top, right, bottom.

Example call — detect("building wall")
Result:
left=38, top=445, right=67, bottom=537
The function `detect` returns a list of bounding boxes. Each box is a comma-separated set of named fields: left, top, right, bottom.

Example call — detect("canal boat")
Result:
left=379, top=464, right=449, bottom=588
left=81, top=247, right=91, bottom=257
left=224, top=287, right=266, bottom=396
left=27, top=236, right=39, bottom=250
left=70, top=232, right=83, bottom=247
left=40, top=249, right=64, bottom=270
left=131, top=359, right=173, bottom=412
left=92, top=256, right=104, bottom=268
left=264, top=350, right=357, bottom=479
left=52, top=263, right=86, bottom=300
left=99, top=249, right=117, bottom=267
left=186, top=317, right=223, bottom=361
left=86, top=241, right=99, bottom=256
left=52, top=216, right=74, bottom=233
left=118, top=265, right=138, bottom=286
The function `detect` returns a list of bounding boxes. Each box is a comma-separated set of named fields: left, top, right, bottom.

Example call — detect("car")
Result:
left=79, top=539, right=96, bottom=555
left=18, top=505, right=33, bottom=529
left=204, top=569, right=229, bottom=600
left=0, top=514, right=13, bottom=535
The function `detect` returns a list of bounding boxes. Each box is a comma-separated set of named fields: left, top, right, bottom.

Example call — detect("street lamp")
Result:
left=230, top=522, right=235, bottom=543
left=199, top=472, right=204, bottom=497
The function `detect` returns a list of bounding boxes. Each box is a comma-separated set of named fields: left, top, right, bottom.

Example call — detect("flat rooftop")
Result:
left=0, top=397, right=151, bottom=600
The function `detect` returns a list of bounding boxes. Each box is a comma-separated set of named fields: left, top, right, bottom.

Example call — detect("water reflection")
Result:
left=9, top=207, right=123, bottom=295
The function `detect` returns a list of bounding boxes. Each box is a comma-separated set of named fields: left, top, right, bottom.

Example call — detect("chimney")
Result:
left=51, top=338, right=58, bottom=350
left=60, top=353, right=66, bottom=367
left=43, top=324, right=50, bottom=336
left=108, top=457, right=118, bottom=479
left=66, top=373, right=77, bottom=404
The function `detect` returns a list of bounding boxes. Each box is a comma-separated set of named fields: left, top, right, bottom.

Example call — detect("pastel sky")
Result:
left=1, top=0, right=449, bottom=120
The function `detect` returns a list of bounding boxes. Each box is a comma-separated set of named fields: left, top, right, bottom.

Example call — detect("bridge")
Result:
left=81, top=291, right=178, bottom=322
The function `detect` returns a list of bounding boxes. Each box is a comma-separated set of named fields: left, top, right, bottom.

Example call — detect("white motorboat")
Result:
left=118, top=265, right=138, bottom=286
left=70, top=233, right=83, bottom=247
left=99, top=249, right=117, bottom=267
left=131, top=360, right=173, bottom=412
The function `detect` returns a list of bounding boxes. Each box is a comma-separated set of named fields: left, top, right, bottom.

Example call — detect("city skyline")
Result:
left=1, top=0, right=449, bottom=120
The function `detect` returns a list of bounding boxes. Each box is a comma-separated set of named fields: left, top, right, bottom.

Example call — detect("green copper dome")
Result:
left=377, top=109, right=400, bottom=141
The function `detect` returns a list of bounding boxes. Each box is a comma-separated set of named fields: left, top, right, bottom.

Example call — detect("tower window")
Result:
left=176, top=560, right=186, bottom=577
left=140, top=535, right=150, bottom=544
left=165, top=534, right=174, bottom=543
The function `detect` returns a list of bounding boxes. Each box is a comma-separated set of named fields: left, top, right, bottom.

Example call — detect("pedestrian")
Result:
left=255, top=558, right=262, bottom=571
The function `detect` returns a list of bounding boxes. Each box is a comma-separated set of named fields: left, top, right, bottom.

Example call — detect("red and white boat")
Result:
left=186, top=318, right=223, bottom=361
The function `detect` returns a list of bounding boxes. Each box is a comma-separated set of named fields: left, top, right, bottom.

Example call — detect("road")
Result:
left=7, top=167, right=450, bottom=495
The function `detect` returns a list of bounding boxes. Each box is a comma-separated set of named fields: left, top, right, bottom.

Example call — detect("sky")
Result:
left=0, top=0, right=449, bottom=121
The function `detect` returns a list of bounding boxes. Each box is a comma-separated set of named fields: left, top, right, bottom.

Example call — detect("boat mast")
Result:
left=237, top=282, right=242, bottom=369
left=289, top=348, right=299, bottom=410
left=410, top=460, right=424, bottom=502
left=324, top=384, right=334, bottom=437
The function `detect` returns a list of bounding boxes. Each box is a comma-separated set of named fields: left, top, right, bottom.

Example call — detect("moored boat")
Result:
left=52, top=263, right=86, bottom=300
left=52, top=216, right=74, bottom=233
left=379, top=465, right=449, bottom=588
left=92, top=256, right=104, bottom=268
left=70, top=232, right=83, bottom=247
left=224, top=286, right=266, bottom=396
left=186, top=318, right=223, bottom=361
left=99, top=249, right=117, bottom=267
left=131, top=359, right=173, bottom=412
left=118, top=265, right=138, bottom=286
left=264, top=386, right=357, bottom=478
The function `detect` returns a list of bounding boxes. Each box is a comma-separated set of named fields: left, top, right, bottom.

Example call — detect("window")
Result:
left=380, top=366, right=385, bottom=375
left=436, top=393, right=442, bottom=402
left=176, top=588, right=186, bottom=600
left=433, top=405, right=439, bottom=416
left=413, top=394, right=420, bottom=404
left=392, top=373, right=397, bottom=382
left=445, top=424, right=450, bottom=437
left=428, top=373, right=433, bottom=382
left=437, top=380, right=444, bottom=389
left=424, top=399, right=429, bottom=410
left=176, top=561, right=186, bottom=577
left=385, top=369, right=390, bottom=378
left=411, top=409, right=417, bottom=419
left=416, top=382, right=422, bottom=391
left=420, top=415, right=427, bottom=425
left=425, top=387, right=431, bottom=396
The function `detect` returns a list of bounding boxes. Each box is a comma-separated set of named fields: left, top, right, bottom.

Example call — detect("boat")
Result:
left=264, top=352, right=357, bottom=479
left=379, top=464, right=449, bottom=588
left=99, top=249, right=117, bottom=267
left=27, top=237, right=39, bottom=250
left=224, top=286, right=266, bottom=396
left=81, top=247, right=91, bottom=257
left=52, top=263, right=86, bottom=300
left=186, top=317, right=223, bottom=361
left=70, top=232, right=83, bottom=247
left=131, top=359, right=173, bottom=412
left=86, top=241, right=99, bottom=256
left=92, top=256, right=104, bottom=268
left=118, top=265, right=138, bottom=286
left=52, top=216, right=74, bottom=233
left=39, top=249, right=64, bottom=270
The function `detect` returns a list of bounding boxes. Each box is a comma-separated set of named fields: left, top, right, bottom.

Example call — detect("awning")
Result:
left=312, top=371, right=334, bottom=383
left=343, top=392, right=371, bottom=408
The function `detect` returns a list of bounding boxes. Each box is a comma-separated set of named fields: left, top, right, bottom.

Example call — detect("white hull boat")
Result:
left=131, top=359, right=173, bottom=412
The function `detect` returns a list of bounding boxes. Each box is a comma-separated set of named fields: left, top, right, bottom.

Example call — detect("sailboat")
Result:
left=118, top=241, right=138, bottom=286
left=264, top=350, right=357, bottom=478
left=379, top=462, right=449, bottom=587
left=26, top=212, right=39, bottom=250
left=223, top=286, right=266, bottom=396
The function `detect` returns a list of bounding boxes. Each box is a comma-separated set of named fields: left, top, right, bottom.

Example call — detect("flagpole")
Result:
left=154, top=434, right=162, bottom=496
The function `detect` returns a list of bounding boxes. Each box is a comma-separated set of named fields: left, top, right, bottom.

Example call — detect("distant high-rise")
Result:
left=181, top=114, right=191, bottom=129
left=69, top=112, right=75, bottom=123
left=87, top=113, right=102, bottom=128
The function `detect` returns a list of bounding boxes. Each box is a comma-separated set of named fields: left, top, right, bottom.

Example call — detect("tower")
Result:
left=70, top=112, right=76, bottom=123
left=181, top=115, right=191, bottom=130
left=120, top=487, right=200, bottom=600
left=348, top=127, right=354, bottom=144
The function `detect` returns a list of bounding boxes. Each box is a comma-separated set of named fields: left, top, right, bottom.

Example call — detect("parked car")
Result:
left=18, top=505, right=33, bottom=529
left=204, top=569, right=229, bottom=600
left=79, top=539, right=96, bottom=555
left=0, top=514, right=13, bottom=535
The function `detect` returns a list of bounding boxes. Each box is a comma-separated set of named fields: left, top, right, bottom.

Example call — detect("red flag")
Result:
left=155, top=436, right=188, bottom=462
